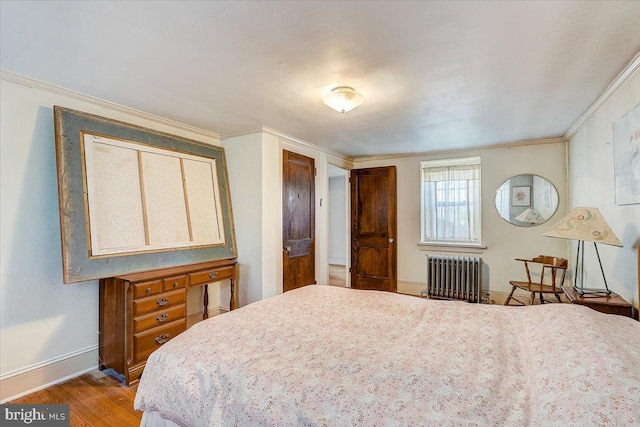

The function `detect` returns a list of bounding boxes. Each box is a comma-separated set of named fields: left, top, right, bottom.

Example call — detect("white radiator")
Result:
left=424, top=255, right=482, bottom=303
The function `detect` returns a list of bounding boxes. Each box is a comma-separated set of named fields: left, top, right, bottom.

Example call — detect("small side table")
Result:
left=562, top=285, right=634, bottom=319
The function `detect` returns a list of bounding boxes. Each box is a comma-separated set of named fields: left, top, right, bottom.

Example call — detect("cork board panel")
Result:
left=140, top=151, right=191, bottom=246
left=183, top=158, right=225, bottom=244
left=86, top=137, right=146, bottom=252
left=54, top=106, right=237, bottom=283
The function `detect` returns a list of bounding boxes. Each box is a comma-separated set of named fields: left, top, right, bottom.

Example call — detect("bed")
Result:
left=134, top=285, right=640, bottom=426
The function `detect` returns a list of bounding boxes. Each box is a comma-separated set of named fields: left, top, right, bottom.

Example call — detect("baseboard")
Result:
left=0, top=345, right=98, bottom=403
left=397, top=281, right=426, bottom=297
left=396, top=283, right=564, bottom=306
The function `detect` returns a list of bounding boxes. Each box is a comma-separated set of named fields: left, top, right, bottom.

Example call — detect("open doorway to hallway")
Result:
left=328, top=164, right=349, bottom=287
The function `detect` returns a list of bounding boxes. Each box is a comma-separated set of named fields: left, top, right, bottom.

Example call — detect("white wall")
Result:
left=0, top=76, right=222, bottom=401
left=222, top=133, right=264, bottom=306
left=329, top=175, right=348, bottom=265
left=223, top=129, right=353, bottom=304
left=567, top=67, right=640, bottom=311
left=261, top=133, right=282, bottom=299
left=353, top=141, right=569, bottom=297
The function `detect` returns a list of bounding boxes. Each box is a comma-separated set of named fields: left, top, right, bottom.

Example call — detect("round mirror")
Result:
left=495, top=174, right=558, bottom=227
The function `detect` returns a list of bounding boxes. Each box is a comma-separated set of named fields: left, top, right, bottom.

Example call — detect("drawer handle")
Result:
left=155, top=333, right=170, bottom=345
left=156, top=297, right=169, bottom=306
left=156, top=313, right=169, bottom=323
left=145, top=287, right=152, bottom=294
left=173, top=281, right=179, bottom=288
left=209, top=271, right=218, bottom=279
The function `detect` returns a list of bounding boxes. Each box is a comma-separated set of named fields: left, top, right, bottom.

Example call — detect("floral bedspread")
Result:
left=134, top=285, right=640, bottom=426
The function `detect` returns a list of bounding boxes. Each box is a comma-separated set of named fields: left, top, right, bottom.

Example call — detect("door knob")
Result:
left=389, top=238, right=394, bottom=243
left=284, top=246, right=292, bottom=253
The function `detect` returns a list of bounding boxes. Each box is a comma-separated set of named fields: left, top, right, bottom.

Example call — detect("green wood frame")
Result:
left=54, top=106, right=237, bottom=283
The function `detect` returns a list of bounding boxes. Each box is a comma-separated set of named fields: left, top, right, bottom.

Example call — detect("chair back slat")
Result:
left=532, top=255, right=568, bottom=268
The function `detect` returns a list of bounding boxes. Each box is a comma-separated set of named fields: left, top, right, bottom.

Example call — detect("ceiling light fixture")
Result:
left=323, top=86, right=364, bottom=113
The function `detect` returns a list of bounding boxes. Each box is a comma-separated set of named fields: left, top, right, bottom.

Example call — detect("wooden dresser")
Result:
left=99, top=258, right=237, bottom=385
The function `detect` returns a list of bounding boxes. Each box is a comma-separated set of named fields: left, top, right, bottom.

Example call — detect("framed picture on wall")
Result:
left=54, top=106, right=237, bottom=283
left=613, top=103, right=640, bottom=205
left=512, top=186, right=531, bottom=207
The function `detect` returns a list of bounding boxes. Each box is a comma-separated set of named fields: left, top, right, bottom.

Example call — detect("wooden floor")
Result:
left=10, top=370, right=141, bottom=427
left=329, top=264, right=346, bottom=287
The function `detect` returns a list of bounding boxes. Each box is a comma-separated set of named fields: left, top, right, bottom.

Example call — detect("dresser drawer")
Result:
left=133, top=288, right=186, bottom=316
left=133, top=320, right=186, bottom=365
left=163, top=274, right=187, bottom=292
left=133, top=303, right=186, bottom=333
left=189, top=266, right=234, bottom=286
left=133, top=280, right=163, bottom=299
left=127, top=363, right=145, bottom=386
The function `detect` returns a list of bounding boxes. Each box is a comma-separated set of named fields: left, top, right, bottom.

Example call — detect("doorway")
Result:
left=328, top=164, right=349, bottom=287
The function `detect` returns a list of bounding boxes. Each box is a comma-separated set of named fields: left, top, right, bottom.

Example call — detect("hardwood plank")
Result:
left=63, top=377, right=139, bottom=426
left=328, top=264, right=346, bottom=287
left=8, top=371, right=142, bottom=427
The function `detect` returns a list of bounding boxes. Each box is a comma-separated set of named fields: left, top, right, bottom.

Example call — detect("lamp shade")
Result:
left=323, top=86, right=364, bottom=113
left=515, top=208, right=545, bottom=224
left=542, top=207, right=622, bottom=247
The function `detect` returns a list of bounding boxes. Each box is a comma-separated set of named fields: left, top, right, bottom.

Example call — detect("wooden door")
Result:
left=351, top=167, right=397, bottom=292
left=283, top=150, right=316, bottom=292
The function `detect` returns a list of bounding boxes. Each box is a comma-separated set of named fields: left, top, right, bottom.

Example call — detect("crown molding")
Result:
left=222, top=126, right=353, bottom=162
left=564, top=52, right=640, bottom=140
left=352, top=137, right=565, bottom=163
left=219, top=126, right=266, bottom=140
left=263, top=126, right=353, bottom=162
left=0, top=70, right=221, bottom=141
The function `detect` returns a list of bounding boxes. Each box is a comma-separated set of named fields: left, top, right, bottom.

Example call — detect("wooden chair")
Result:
left=504, top=255, right=568, bottom=306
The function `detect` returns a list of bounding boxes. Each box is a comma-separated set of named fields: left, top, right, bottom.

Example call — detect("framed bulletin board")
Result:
left=54, top=106, right=237, bottom=283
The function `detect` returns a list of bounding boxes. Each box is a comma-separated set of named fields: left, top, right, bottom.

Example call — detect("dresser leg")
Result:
left=230, top=278, right=237, bottom=311
left=203, top=284, right=209, bottom=320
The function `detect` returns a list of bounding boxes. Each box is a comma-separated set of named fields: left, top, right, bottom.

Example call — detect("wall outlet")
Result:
left=481, top=293, right=495, bottom=304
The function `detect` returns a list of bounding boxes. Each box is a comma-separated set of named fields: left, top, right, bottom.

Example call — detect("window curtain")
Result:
left=532, top=175, right=558, bottom=220
left=422, top=164, right=481, bottom=242
left=496, top=182, right=510, bottom=221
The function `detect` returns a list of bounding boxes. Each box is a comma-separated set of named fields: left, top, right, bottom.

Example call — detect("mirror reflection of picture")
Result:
left=512, top=186, right=531, bottom=207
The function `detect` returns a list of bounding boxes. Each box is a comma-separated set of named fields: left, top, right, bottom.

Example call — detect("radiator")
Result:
left=424, top=255, right=482, bottom=303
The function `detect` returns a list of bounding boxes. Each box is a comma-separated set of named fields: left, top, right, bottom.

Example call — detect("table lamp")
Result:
left=542, top=207, right=622, bottom=296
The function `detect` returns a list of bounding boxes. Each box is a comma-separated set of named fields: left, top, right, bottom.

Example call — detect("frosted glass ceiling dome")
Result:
left=323, top=86, right=364, bottom=113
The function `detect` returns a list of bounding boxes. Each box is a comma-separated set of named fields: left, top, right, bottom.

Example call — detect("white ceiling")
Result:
left=2, top=1, right=640, bottom=157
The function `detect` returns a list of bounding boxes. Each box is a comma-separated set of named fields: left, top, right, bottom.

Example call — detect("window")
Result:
left=420, top=157, right=482, bottom=246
